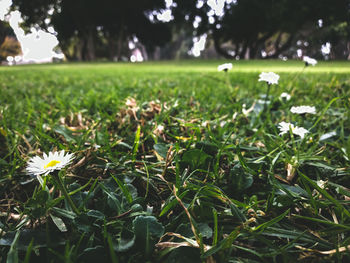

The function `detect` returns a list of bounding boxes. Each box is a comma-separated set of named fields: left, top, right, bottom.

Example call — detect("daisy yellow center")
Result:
left=44, top=160, right=60, bottom=169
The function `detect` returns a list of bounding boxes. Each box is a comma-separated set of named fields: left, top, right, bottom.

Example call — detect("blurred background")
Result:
left=0, top=0, right=349, bottom=65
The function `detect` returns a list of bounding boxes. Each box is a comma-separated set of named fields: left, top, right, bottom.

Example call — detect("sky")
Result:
left=1, top=0, right=63, bottom=64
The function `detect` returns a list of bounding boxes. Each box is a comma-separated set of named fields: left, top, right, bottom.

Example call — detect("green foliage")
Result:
left=0, top=60, right=350, bottom=262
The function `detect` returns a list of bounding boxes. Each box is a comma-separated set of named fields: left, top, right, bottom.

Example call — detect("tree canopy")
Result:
left=11, top=0, right=350, bottom=60
left=173, top=0, right=350, bottom=59
left=12, top=0, right=172, bottom=60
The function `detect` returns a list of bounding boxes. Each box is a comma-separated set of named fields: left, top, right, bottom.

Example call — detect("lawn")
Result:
left=0, top=60, right=350, bottom=262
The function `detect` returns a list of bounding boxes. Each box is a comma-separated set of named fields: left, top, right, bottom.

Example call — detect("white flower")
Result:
left=290, top=105, right=316, bottom=115
left=220, top=120, right=227, bottom=127
left=317, top=180, right=326, bottom=189
left=157, top=124, right=164, bottom=132
left=278, top=121, right=295, bottom=135
left=217, top=63, right=232, bottom=72
left=319, top=131, right=336, bottom=141
left=280, top=92, right=291, bottom=101
left=278, top=121, right=309, bottom=138
left=27, top=150, right=74, bottom=176
left=256, top=99, right=270, bottom=105
left=303, top=56, right=317, bottom=66
left=292, top=126, right=309, bottom=138
left=201, top=120, right=209, bottom=127
left=258, top=72, right=280, bottom=85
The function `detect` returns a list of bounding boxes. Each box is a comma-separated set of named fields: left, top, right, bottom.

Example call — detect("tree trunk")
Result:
left=85, top=27, right=95, bottom=61
left=75, top=38, right=83, bottom=61
left=239, top=41, right=248, bottom=58
left=116, top=32, right=123, bottom=61
left=0, top=21, right=6, bottom=47
left=213, top=37, right=235, bottom=59
left=266, top=33, right=294, bottom=59
left=107, top=34, right=117, bottom=61
left=252, top=31, right=275, bottom=58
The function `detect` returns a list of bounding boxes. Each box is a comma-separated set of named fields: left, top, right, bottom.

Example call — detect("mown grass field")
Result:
left=0, top=60, right=350, bottom=262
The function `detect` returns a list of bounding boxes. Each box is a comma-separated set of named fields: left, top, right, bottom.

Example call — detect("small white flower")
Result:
left=27, top=150, right=74, bottom=176
left=258, top=72, right=280, bottom=85
left=292, top=126, right=309, bottom=138
left=157, top=124, right=164, bottom=132
left=317, top=180, right=326, bottom=189
left=153, top=124, right=165, bottom=136
left=319, top=131, right=336, bottom=141
left=217, top=63, right=232, bottom=72
left=278, top=121, right=308, bottom=138
left=94, top=144, right=101, bottom=150
left=303, top=56, right=317, bottom=66
left=290, top=105, right=316, bottom=115
left=278, top=121, right=295, bottom=135
left=257, top=99, right=270, bottom=105
left=280, top=92, right=291, bottom=101
left=201, top=120, right=209, bottom=127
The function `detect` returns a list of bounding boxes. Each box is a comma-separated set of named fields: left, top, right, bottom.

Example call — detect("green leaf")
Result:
left=6, top=231, right=20, bottom=263
left=253, top=209, right=290, bottom=232
left=195, top=141, right=219, bottom=155
left=230, top=164, right=253, bottom=192
left=86, top=210, right=105, bottom=220
left=180, top=149, right=211, bottom=171
left=107, top=234, right=119, bottom=263
left=51, top=207, right=76, bottom=220
left=35, top=190, right=49, bottom=204
left=132, top=125, right=141, bottom=161
left=0, top=229, right=65, bottom=250
left=50, top=214, right=67, bottom=232
left=201, top=228, right=240, bottom=258
left=114, top=233, right=135, bottom=252
left=154, top=143, right=169, bottom=159
left=310, top=97, right=340, bottom=130
left=133, top=216, right=164, bottom=257
left=133, top=216, right=164, bottom=240
left=197, top=223, right=213, bottom=239
left=176, top=223, right=212, bottom=239
left=159, top=190, right=189, bottom=217
left=23, top=239, right=34, bottom=263
left=53, top=125, right=77, bottom=143
left=299, top=171, right=350, bottom=218
left=111, top=175, right=133, bottom=204
left=229, top=202, right=246, bottom=223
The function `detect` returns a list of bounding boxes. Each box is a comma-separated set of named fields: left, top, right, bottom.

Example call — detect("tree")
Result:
left=0, top=21, right=6, bottom=47
left=12, top=0, right=172, bottom=61
left=0, top=21, right=21, bottom=62
left=171, top=0, right=350, bottom=59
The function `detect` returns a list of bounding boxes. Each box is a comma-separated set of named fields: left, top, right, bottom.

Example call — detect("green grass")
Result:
left=0, top=60, right=350, bottom=262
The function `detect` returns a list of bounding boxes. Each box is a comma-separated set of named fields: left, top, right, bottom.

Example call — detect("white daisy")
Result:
left=278, top=121, right=309, bottom=138
left=303, top=56, right=317, bottom=66
left=27, top=150, right=74, bottom=176
left=278, top=121, right=295, bottom=135
left=292, top=126, right=309, bottom=138
left=290, top=105, right=316, bottom=115
left=217, top=63, right=233, bottom=72
left=258, top=72, right=280, bottom=85
left=280, top=92, right=291, bottom=101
